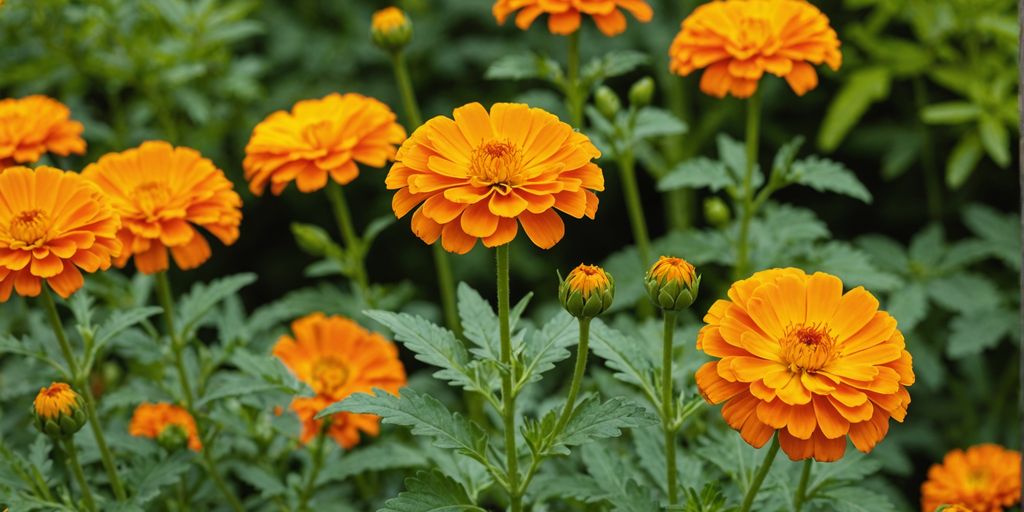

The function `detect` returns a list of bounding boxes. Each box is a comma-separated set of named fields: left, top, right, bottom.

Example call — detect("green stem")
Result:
left=325, top=182, right=373, bottom=304
left=39, top=287, right=127, bottom=501
left=390, top=51, right=423, bottom=128
left=619, top=150, right=652, bottom=268
left=155, top=273, right=245, bottom=512
left=62, top=437, right=96, bottom=512
left=551, top=318, right=592, bottom=435
left=298, top=428, right=328, bottom=511
left=734, top=90, right=763, bottom=280
left=567, top=31, right=584, bottom=128
left=664, top=75, right=694, bottom=231
left=661, top=310, right=678, bottom=505
left=29, top=464, right=55, bottom=501
left=739, top=433, right=780, bottom=512
left=496, top=245, right=521, bottom=512
left=794, top=459, right=812, bottom=512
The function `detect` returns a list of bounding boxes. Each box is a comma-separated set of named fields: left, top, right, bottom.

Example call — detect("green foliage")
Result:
left=379, top=470, right=485, bottom=512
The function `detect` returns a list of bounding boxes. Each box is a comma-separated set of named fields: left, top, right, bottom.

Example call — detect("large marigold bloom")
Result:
left=82, top=141, right=242, bottom=275
left=243, top=93, right=406, bottom=196
left=129, top=402, right=202, bottom=451
left=273, top=313, right=407, bottom=448
left=0, top=96, right=86, bottom=168
left=0, top=166, right=121, bottom=301
left=386, top=102, right=604, bottom=254
left=493, top=0, right=653, bottom=37
left=695, top=268, right=914, bottom=462
left=668, top=0, right=842, bottom=99
left=921, top=444, right=1021, bottom=512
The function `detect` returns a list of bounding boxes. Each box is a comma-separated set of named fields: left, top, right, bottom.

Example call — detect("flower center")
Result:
left=9, top=209, right=50, bottom=247
left=966, top=468, right=991, bottom=489
left=311, top=356, right=350, bottom=395
left=780, top=324, right=838, bottom=373
left=469, top=140, right=524, bottom=189
left=133, top=181, right=172, bottom=215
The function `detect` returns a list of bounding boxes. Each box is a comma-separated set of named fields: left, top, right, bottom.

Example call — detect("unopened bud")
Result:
left=645, top=256, right=700, bottom=311
left=291, top=223, right=340, bottom=259
left=559, top=264, right=614, bottom=319
left=371, top=7, right=412, bottom=51
left=33, top=383, right=87, bottom=439
left=703, top=197, right=730, bottom=227
left=594, top=86, right=621, bottom=120
left=629, top=77, right=655, bottom=107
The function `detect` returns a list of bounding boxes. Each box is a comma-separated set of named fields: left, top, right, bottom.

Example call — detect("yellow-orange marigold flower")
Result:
left=386, top=102, right=604, bottom=254
left=494, top=0, right=653, bottom=37
left=921, top=444, right=1021, bottom=512
left=668, top=0, right=842, bottom=99
left=696, top=268, right=914, bottom=462
left=129, top=402, right=202, bottom=451
left=82, top=141, right=242, bottom=275
left=0, top=96, right=86, bottom=168
left=33, top=382, right=80, bottom=421
left=273, top=313, right=407, bottom=448
left=243, top=93, right=406, bottom=196
left=0, top=166, right=121, bottom=301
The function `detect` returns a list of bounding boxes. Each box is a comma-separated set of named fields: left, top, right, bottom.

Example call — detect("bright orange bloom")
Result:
left=82, top=141, right=242, bottom=275
left=129, top=402, right=202, bottom=451
left=921, top=444, right=1021, bottom=512
left=386, top=102, right=604, bottom=254
left=33, top=382, right=80, bottom=421
left=0, top=96, right=86, bottom=168
left=695, top=268, right=914, bottom=462
left=243, top=93, right=406, bottom=196
left=493, top=0, right=653, bottom=37
left=668, top=0, right=842, bottom=98
left=0, top=166, right=121, bottom=301
left=273, top=313, right=407, bottom=448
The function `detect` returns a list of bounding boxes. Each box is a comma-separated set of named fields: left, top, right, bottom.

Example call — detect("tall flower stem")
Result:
left=388, top=49, right=461, bottom=338
left=325, top=182, right=373, bottom=305
left=496, top=245, right=521, bottom=512
left=739, top=433, right=780, bottom=512
left=552, top=318, right=592, bottom=434
left=566, top=31, right=584, bottom=128
left=660, top=309, right=678, bottom=505
left=62, top=437, right=96, bottom=512
left=154, top=272, right=245, bottom=512
left=734, top=89, right=762, bottom=280
left=619, top=149, right=653, bottom=271
left=39, top=287, right=127, bottom=501
left=794, top=459, right=813, bottom=512
left=298, top=427, right=328, bottom=511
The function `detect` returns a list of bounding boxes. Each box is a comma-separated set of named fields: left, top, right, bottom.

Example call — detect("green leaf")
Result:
left=197, top=372, right=289, bottom=407
left=886, top=284, right=927, bottom=332
left=810, top=242, right=901, bottom=292
left=580, top=443, right=657, bottom=512
left=530, top=474, right=606, bottom=504
left=486, top=53, right=560, bottom=82
left=318, top=443, right=428, bottom=484
left=553, top=396, right=656, bottom=449
left=234, top=464, right=287, bottom=499
left=582, top=50, right=649, bottom=82
left=517, top=311, right=577, bottom=388
left=658, top=158, right=734, bottom=192
left=457, top=283, right=531, bottom=361
left=926, top=273, right=1001, bottom=314
left=771, top=136, right=805, bottom=176
left=920, top=102, right=981, bottom=124
left=856, top=235, right=909, bottom=274
left=947, top=309, right=1015, bottom=358
left=130, top=452, right=192, bottom=507
left=176, top=273, right=257, bottom=337
left=978, top=114, right=1010, bottom=167
left=908, top=225, right=945, bottom=268
left=632, top=108, right=687, bottom=140
left=788, top=157, right=872, bottom=203
left=94, top=306, right=162, bottom=348
left=945, top=133, right=983, bottom=188
left=962, top=203, right=1021, bottom=270
left=808, top=451, right=882, bottom=488
left=818, top=67, right=891, bottom=152
left=717, top=134, right=751, bottom=183
left=589, top=321, right=657, bottom=402
left=819, top=487, right=895, bottom=512
left=379, top=470, right=485, bottom=512
left=291, top=222, right=343, bottom=260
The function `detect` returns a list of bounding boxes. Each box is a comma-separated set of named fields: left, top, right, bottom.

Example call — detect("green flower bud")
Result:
left=629, top=77, right=655, bottom=107
left=559, top=264, right=614, bottom=319
left=703, top=197, right=731, bottom=227
left=594, top=86, right=622, bottom=120
left=371, top=7, right=412, bottom=52
left=645, top=256, right=700, bottom=311
left=33, top=383, right=87, bottom=439
left=157, top=424, right=189, bottom=451
left=291, top=222, right=340, bottom=258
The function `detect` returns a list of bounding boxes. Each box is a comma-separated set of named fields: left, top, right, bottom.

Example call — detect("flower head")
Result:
left=645, top=256, right=699, bottom=310
left=371, top=7, right=412, bottom=50
left=129, top=402, right=202, bottom=451
left=921, top=444, right=1021, bottom=512
left=494, top=0, right=653, bottom=37
left=33, top=382, right=87, bottom=438
left=243, top=93, right=406, bottom=196
left=696, top=268, right=914, bottom=462
left=386, top=102, right=604, bottom=254
left=668, top=0, right=842, bottom=98
left=0, top=96, right=86, bottom=168
left=273, top=313, right=407, bottom=448
left=559, top=263, right=614, bottom=318
left=0, top=166, right=121, bottom=301
left=82, top=141, right=242, bottom=275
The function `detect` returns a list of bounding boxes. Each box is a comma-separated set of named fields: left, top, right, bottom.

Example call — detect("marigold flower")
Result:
left=493, top=0, right=653, bottom=37
left=645, top=256, right=699, bottom=310
left=921, top=444, right=1021, bottom=512
left=0, top=95, right=86, bottom=168
left=695, top=268, right=914, bottom=462
left=129, top=402, right=202, bottom=451
left=273, top=313, right=407, bottom=448
left=82, top=141, right=242, bottom=275
left=0, top=166, right=121, bottom=301
left=668, top=0, right=842, bottom=99
left=559, top=263, right=614, bottom=318
left=243, top=93, right=406, bottom=196
left=33, top=382, right=87, bottom=438
left=371, top=7, right=412, bottom=50
left=386, top=102, right=604, bottom=254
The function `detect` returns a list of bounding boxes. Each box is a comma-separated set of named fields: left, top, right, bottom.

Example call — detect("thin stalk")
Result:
left=661, top=310, right=678, bottom=505
left=619, top=150, right=652, bottom=268
left=566, top=31, right=584, bottom=128
left=62, top=437, right=96, bottom=512
left=496, top=245, right=521, bottom=512
left=39, top=287, right=127, bottom=501
left=794, top=459, right=813, bottom=512
left=664, top=75, right=694, bottom=231
left=29, top=464, right=55, bottom=501
left=325, top=182, right=373, bottom=304
left=297, top=427, right=328, bottom=511
left=734, top=90, right=763, bottom=280
left=390, top=51, right=423, bottom=127
left=739, top=433, right=780, bottom=512
left=551, top=318, right=592, bottom=434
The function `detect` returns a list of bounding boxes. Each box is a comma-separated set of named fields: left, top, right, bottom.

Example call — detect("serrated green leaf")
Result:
left=886, top=284, right=927, bottom=332
left=788, top=157, right=872, bottom=203
left=234, top=464, right=287, bottom=499
left=197, top=372, right=289, bottom=407
left=318, top=443, right=428, bottom=484
left=457, top=283, right=530, bottom=361
left=808, top=451, right=882, bottom=488
left=908, top=225, right=946, bottom=268
left=582, top=50, right=649, bottom=82
left=947, top=309, right=1015, bottom=357
left=589, top=321, right=657, bottom=403
left=130, top=452, right=192, bottom=507
left=581, top=443, right=657, bottom=512
left=486, top=53, right=559, bottom=82
left=379, top=470, right=485, bottom=512
left=809, top=242, right=901, bottom=292
left=553, top=396, right=656, bottom=449
left=530, top=473, right=606, bottom=504
left=175, top=273, right=257, bottom=337
left=962, top=203, right=1021, bottom=270
left=818, top=67, right=891, bottom=151
left=818, top=487, right=895, bottom=512
left=856, top=235, right=909, bottom=274
left=658, top=158, right=734, bottom=192
left=632, top=108, right=687, bottom=140
left=517, top=311, right=577, bottom=389
left=94, top=306, right=162, bottom=348
left=926, top=273, right=1001, bottom=314
left=945, top=133, right=983, bottom=188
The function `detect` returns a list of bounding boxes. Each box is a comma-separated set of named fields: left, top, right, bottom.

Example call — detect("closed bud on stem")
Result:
left=157, top=424, right=189, bottom=451
left=629, top=77, right=655, bottom=107
left=703, top=197, right=731, bottom=227
left=371, top=7, right=412, bottom=51
left=594, top=86, right=621, bottom=120
left=645, top=256, right=700, bottom=311
left=33, top=383, right=87, bottom=439
left=291, top=223, right=339, bottom=259
left=559, top=264, right=614, bottom=319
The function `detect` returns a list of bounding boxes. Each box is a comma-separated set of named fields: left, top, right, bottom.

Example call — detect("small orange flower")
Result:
left=494, top=0, right=653, bottom=37
left=921, top=444, right=1021, bottom=512
left=0, top=166, right=121, bottom=301
left=696, top=268, right=914, bottom=462
left=273, top=313, right=406, bottom=448
left=0, top=95, right=86, bottom=168
left=243, top=93, right=406, bottom=196
left=386, top=102, right=604, bottom=254
left=33, top=382, right=81, bottom=421
left=668, top=0, right=842, bottom=98
left=129, top=402, right=202, bottom=451
left=82, top=141, right=242, bottom=275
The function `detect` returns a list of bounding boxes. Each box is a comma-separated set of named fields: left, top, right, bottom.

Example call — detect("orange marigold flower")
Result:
left=129, top=402, right=202, bottom=451
left=33, top=382, right=81, bottom=421
left=386, top=102, right=604, bottom=254
left=695, top=268, right=914, bottom=462
left=243, top=93, right=406, bottom=196
left=0, top=166, right=121, bottom=301
left=668, top=0, right=842, bottom=99
left=273, top=313, right=407, bottom=448
left=0, top=95, right=86, bottom=168
left=82, top=141, right=242, bottom=275
left=494, top=0, right=653, bottom=37
left=921, top=444, right=1021, bottom=512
